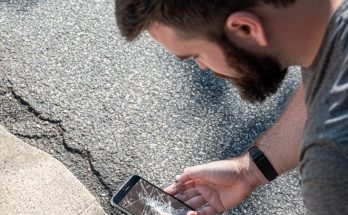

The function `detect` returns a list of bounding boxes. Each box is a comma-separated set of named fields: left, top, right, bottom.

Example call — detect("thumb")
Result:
left=176, top=165, right=210, bottom=184
left=163, top=183, right=177, bottom=195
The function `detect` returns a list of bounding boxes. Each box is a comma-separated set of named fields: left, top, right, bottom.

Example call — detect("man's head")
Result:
left=115, top=0, right=297, bottom=103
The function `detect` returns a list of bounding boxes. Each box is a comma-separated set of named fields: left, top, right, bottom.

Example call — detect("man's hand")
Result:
left=165, top=153, right=268, bottom=215
left=164, top=83, right=305, bottom=215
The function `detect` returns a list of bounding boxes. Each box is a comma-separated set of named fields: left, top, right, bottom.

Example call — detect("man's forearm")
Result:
left=255, top=82, right=307, bottom=175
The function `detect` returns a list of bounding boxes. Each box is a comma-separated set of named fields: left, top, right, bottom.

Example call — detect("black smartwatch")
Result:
left=248, top=145, right=278, bottom=181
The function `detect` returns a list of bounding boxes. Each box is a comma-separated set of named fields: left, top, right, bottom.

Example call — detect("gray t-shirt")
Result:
left=300, top=0, right=348, bottom=214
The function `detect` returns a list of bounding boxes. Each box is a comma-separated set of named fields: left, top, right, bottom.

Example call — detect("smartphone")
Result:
left=111, top=175, right=194, bottom=215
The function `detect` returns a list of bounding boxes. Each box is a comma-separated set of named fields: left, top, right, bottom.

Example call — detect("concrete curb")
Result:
left=0, top=125, right=107, bottom=215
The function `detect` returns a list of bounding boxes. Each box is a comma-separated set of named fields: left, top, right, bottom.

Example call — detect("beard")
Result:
left=214, top=34, right=288, bottom=103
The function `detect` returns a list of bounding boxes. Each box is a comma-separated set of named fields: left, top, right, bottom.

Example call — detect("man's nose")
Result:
left=195, top=60, right=208, bottom=70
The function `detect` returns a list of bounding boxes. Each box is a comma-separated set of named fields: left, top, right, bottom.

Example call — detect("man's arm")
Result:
left=165, top=82, right=307, bottom=215
left=255, top=81, right=306, bottom=176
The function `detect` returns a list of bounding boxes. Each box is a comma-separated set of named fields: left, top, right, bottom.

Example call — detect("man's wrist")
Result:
left=248, top=145, right=278, bottom=181
left=241, top=151, right=268, bottom=189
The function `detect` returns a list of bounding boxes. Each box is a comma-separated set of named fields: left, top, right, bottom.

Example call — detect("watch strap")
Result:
left=248, top=145, right=278, bottom=181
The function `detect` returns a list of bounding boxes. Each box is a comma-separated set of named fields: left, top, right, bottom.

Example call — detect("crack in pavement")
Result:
left=1, top=75, right=117, bottom=214
left=8, top=78, right=113, bottom=191
left=11, top=132, right=60, bottom=139
left=9, top=85, right=62, bottom=124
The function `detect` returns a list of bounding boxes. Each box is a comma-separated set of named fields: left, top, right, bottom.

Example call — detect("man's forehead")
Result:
left=147, top=22, right=184, bottom=42
left=147, top=22, right=198, bottom=55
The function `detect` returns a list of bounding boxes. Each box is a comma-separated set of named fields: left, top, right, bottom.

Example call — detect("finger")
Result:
left=164, top=175, right=189, bottom=195
left=188, top=205, right=219, bottom=215
left=175, top=171, right=206, bottom=190
left=175, top=180, right=195, bottom=193
left=175, top=188, right=201, bottom=202
left=185, top=195, right=207, bottom=209
left=194, top=184, right=226, bottom=212
left=176, top=173, right=192, bottom=184
left=176, top=164, right=215, bottom=183
left=182, top=180, right=196, bottom=190
left=164, top=183, right=178, bottom=195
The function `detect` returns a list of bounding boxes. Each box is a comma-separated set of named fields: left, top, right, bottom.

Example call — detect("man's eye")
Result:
left=176, top=57, right=189, bottom=61
left=176, top=55, right=199, bottom=61
left=184, top=56, right=198, bottom=62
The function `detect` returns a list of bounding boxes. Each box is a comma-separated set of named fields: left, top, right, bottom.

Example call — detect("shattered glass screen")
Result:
left=119, top=179, right=191, bottom=215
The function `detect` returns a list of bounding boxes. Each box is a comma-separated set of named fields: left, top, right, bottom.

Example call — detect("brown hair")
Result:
left=115, top=0, right=296, bottom=42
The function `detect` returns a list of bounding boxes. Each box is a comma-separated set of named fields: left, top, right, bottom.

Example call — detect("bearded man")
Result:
left=115, top=0, right=348, bottom=214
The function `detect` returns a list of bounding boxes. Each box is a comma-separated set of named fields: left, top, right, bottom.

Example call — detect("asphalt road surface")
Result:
left=1, top=0, right=304, bottom=214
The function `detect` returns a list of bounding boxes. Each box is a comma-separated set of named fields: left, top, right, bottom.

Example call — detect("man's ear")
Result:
left=225, top=12, right=268, bottom=47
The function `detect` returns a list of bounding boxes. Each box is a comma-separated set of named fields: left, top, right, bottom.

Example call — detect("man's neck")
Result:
left=251, top=0, right=344, bottom=68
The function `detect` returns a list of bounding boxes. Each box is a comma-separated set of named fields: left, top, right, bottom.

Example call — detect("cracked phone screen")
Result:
left=119, top=179, right=191, bottom=215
